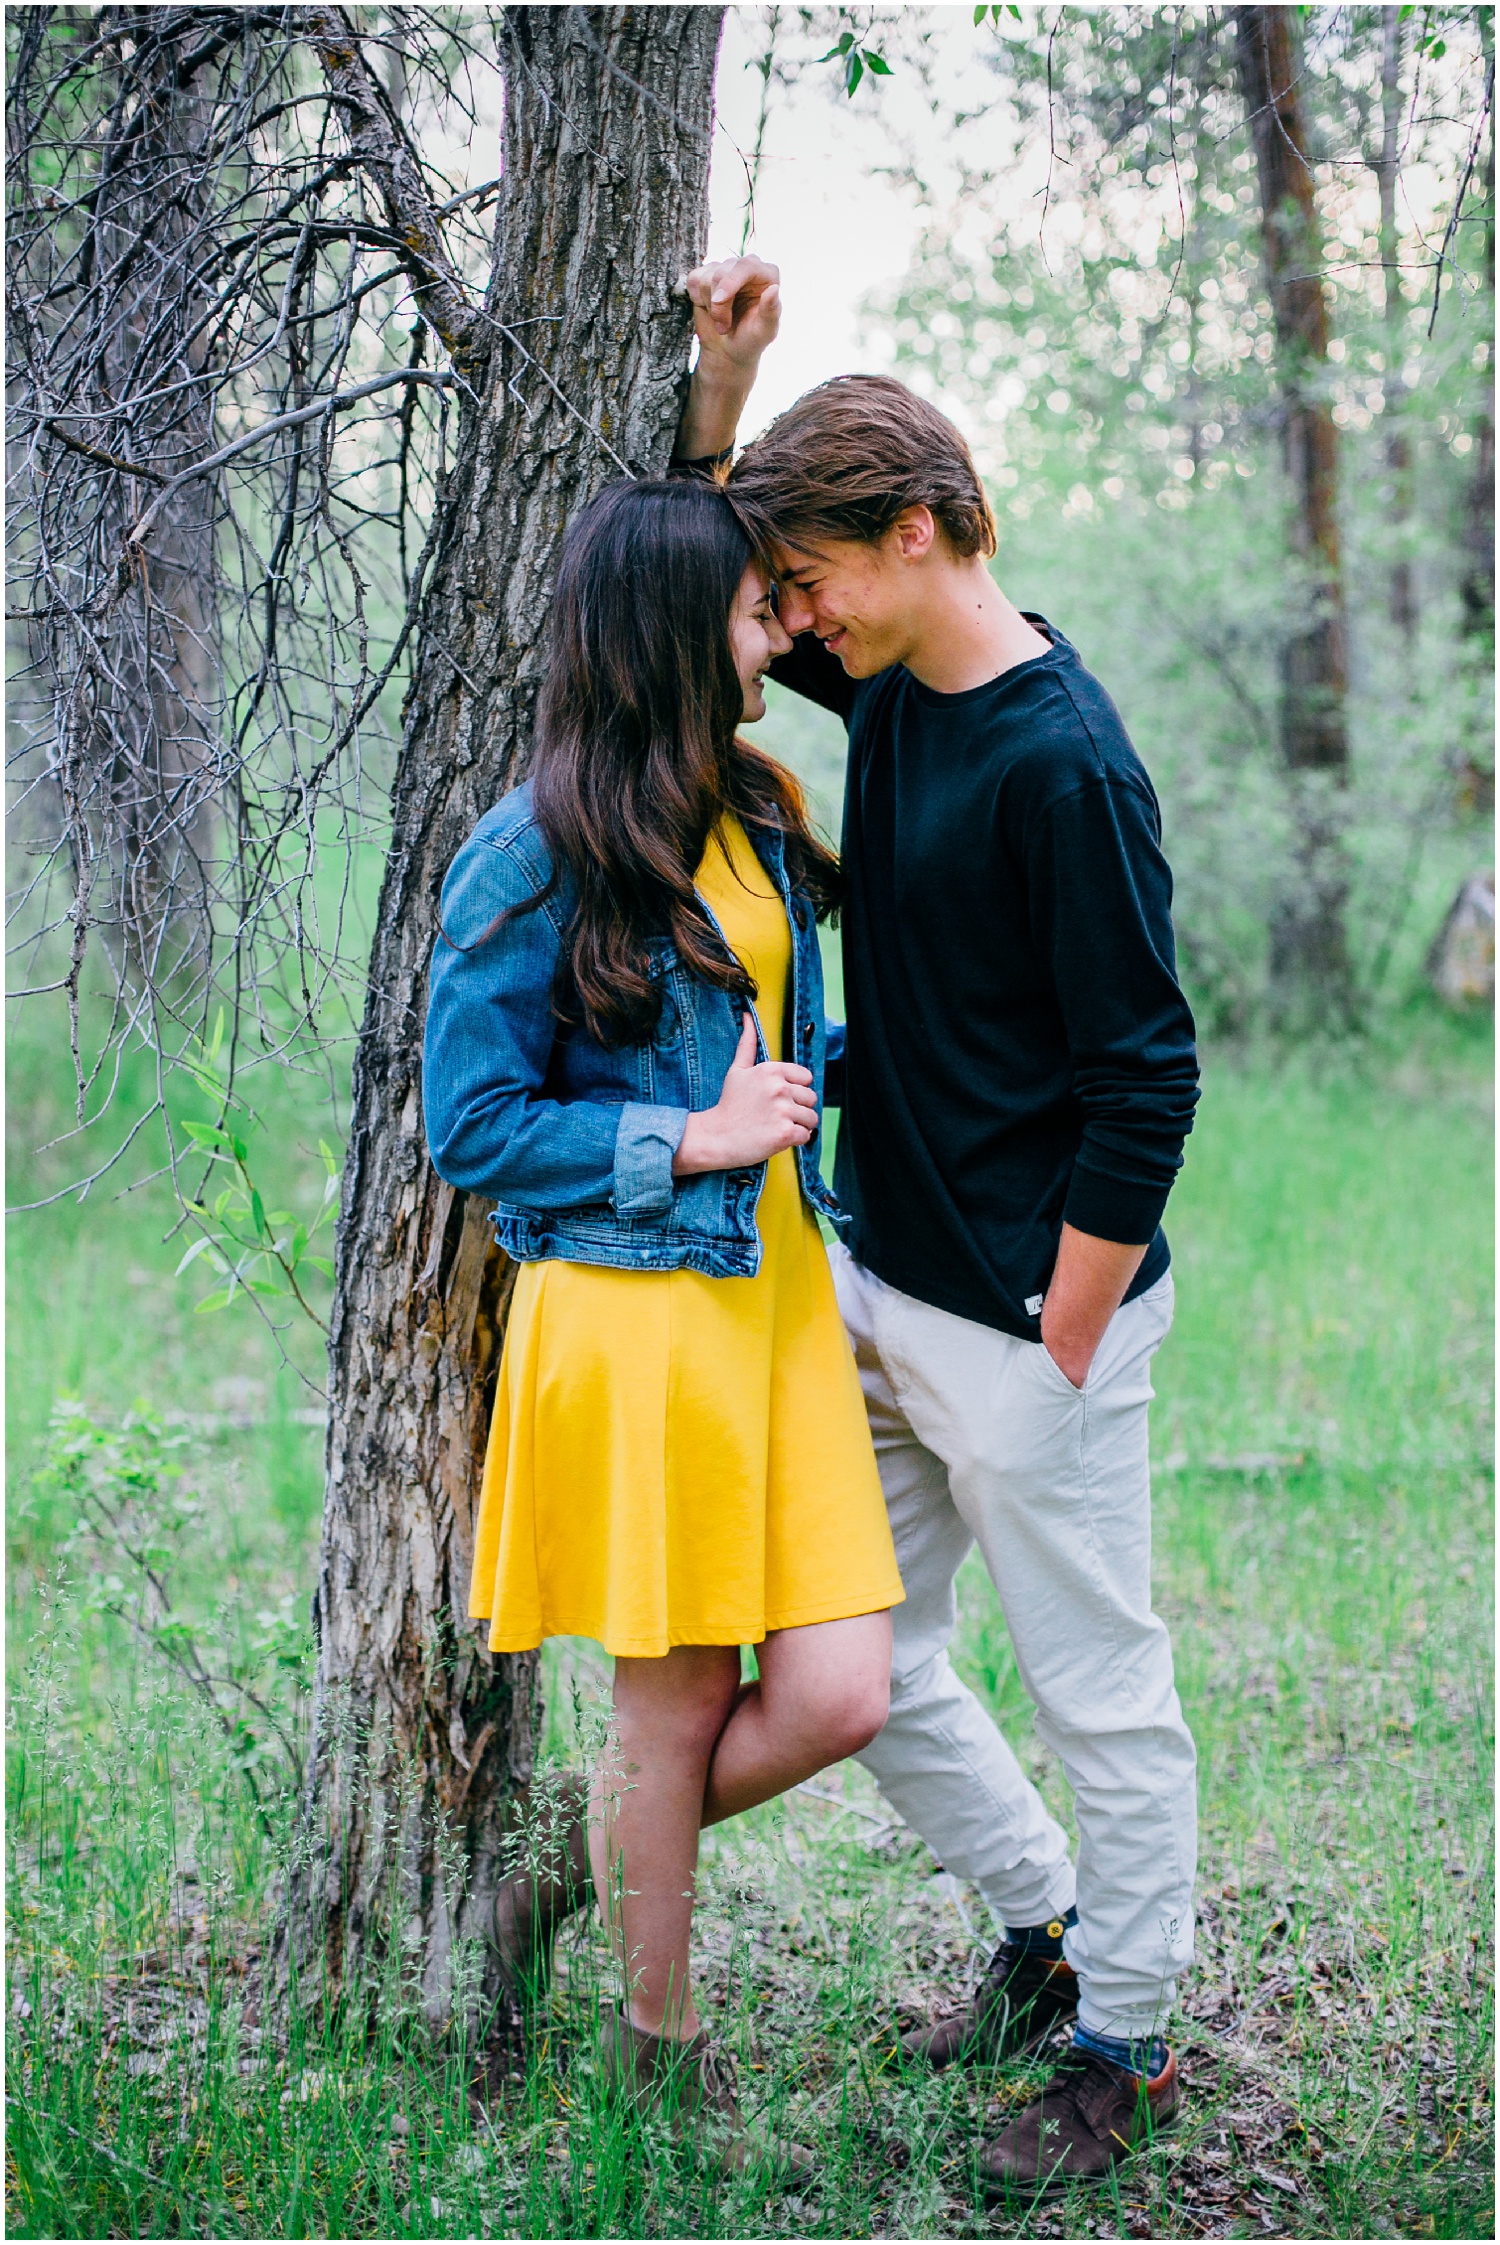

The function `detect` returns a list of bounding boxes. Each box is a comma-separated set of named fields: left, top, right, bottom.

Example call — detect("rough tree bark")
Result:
left=1234, top=4, right=1354, bottom=1028
left=287, top=5, right=725, bottom=2031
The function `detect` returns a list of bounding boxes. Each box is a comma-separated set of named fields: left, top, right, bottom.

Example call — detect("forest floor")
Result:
left=6, top=1016, right=1494, bottom=2241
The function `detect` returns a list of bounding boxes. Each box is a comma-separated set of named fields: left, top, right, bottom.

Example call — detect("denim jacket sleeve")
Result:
left=423, top=816, right=690, bottom=1220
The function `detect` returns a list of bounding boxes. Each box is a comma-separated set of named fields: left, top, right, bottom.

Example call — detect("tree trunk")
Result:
left=1234, top=4, right=1354, bottom=1029
left=75, top=11, right=222, bottom=971
left=1461, top=10, right=1495, bottom=646
left=1375, top=8, right=1416, bottom=640
left=288, top=5, right=724, bottom=2035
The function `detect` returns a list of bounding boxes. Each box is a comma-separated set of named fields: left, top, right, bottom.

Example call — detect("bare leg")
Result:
left=589, top=1645, right=741, bottom=2040
left=701, top=1609, right=893, bottom=1826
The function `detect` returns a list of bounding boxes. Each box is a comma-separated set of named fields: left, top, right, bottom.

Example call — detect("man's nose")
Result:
left=775, top=586, right=814, bottom=635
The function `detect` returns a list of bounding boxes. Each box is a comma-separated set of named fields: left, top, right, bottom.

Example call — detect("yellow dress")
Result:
left=469, top=815, right=904, bottom=1657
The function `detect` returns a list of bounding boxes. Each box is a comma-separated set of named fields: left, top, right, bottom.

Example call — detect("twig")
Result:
left=795, top=1781, right=899, bottom=1837
left=125, top=368, right=457, bottom=545
left=1165, top=7, right=1188, bottom=313
left=1427, top=45, right=1494, bottom=335
left=739, top=5, right=782, bottom=254
left=40, top=421, right=172, bottom=483
left=4, top=2092, right=223, bottom=2223
left=1039, top=5, right=1060, bottom=270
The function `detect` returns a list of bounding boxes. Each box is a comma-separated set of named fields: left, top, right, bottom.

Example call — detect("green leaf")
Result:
left=1427, top=37, right=1446, bottom=57
left=178, top=1058, right=222, bottom=1100
left=183, top=1120, right=232, bottom=1151
left=174, top=1236, right=225, bottom=1277
left=195, top=1289, right=234, bottom=1314
left=304, top=1256, right=336, bottom=1279
left=866, top=50, right=891, bottom=75
left=250, top=1189, right=268, bottom=1238
left=846, top=51, right=863, bottom=94
left=150, top=1617, right=198, bottom=1652
left=319, top=1139, right=340, bottom=1178
left=247, top=1279, right=286, bottom=1297
left=974, top=5, right=986, bottom=21
left=229, top=1134, right=250, bottom=1166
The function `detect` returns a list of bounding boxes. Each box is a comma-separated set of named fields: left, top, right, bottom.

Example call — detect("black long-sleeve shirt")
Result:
left=771, top=620, right=1199, bottom=1341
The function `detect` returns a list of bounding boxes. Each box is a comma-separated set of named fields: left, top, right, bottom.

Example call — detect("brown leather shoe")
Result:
left=490, top=1769, right=592, bottom=2006
left=602, top=2011, right=811, bottom=2177
left=981, top=2044, right=1181, bottom=2198
left=902, top=1937, right=1079, bottom=2068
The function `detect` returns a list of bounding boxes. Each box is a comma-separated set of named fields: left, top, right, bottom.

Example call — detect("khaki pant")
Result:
left=833, top=1246, right=1197, bottom=2038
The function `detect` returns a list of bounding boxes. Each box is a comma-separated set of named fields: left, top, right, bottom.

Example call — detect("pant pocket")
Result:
left=1031, top=1337, right=1087, bottom=1401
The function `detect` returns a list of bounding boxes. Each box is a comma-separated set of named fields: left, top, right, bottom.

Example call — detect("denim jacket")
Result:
left=423, top=784, right=848, bottom=1277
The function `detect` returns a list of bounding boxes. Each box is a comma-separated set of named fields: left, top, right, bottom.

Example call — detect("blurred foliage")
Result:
left=859, top=4, right=1493, bottom=1035
left=31, top=1401, right=311, bottom=1823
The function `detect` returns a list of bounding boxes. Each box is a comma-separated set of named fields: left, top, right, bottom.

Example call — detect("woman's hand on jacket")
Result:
left=673, top=1014, right=818, bottom=1175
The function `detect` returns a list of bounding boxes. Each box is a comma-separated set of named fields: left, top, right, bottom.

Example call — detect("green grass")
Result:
left=7, top=1016, right=1493, bottom=2238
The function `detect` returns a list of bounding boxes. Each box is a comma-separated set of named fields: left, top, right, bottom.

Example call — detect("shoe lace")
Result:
left=1039, top=2044, right=1136, bottom=2128
left=1022, top=2046, right=1097, bottom=2122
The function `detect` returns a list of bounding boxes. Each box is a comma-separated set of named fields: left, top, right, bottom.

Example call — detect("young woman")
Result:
left=422, top=476, right=903, bottom=2159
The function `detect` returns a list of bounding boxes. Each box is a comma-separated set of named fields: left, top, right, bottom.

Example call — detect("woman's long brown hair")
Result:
left=516, top=476, right=840, bottom=1047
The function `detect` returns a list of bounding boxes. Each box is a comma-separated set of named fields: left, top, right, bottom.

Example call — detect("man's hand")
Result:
left=672, top=1013, right=816, bottom=1174
left=686, top=255, right=781, bottom=378
left=1039, top=1223, right=1149, bottom=1389
left=674, top=255, right=780, bottom=461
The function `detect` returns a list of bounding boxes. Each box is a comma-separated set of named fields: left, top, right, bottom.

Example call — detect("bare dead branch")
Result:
left=124, top=366, right=458, bottom=546
left=7, top=4, right=490, bottom=1211
left=300, top=4, right=485, bottom=362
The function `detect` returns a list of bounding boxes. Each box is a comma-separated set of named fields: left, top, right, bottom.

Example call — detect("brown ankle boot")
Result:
left=601, top=2011, right=810, bottom=2177
left=490, top=1769, right=593, bottom=2007
left=902, top=1938, right=1079, bottom=2069
left=980, top=2043, right=1181, bottom=2197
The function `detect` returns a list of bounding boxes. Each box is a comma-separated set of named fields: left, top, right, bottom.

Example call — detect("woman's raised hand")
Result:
left=672, top=1014, right=818, bottom=1176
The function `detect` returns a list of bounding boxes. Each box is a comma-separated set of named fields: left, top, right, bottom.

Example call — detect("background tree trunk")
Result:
left=1374, top=8, right=1416, bottom=641
left=1234, top=4, right=1354, bottom=1028
left=1461, top=8, right=1495, bottom=647
left=288, top=4, right=724, bottom=2031
left=68, top=10, right=222, bottom=973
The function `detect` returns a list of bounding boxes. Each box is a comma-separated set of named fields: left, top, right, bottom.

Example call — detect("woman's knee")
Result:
left=612, top=1648, right=740, bottom=1760
left=823, top=1667, right=890, bottom=1758
left=760, top=1610, right=893, bottom=1762
left=824, top=1613, right=893, bottom=1754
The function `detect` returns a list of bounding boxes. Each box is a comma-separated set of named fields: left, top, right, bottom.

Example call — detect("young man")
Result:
left=676, top=256, right=1200, bottom=2195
